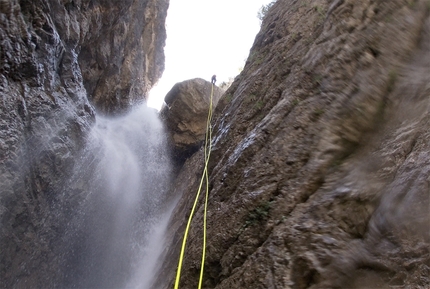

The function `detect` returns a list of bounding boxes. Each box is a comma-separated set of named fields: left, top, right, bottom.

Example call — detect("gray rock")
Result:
left=0, top=0, right=168, bottom=287
left=78, top=0, right=168, bottom=114
left=160, top=1, right=430, bottom=288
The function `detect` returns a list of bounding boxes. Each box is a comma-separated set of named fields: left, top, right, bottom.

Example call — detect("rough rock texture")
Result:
left=160, top=78, right=223, bottom=163
left=0, top=0, right=167, bottom=288
left=78, top=0, right=168, bottom=114
left=161, top=1, right=430, bottom=289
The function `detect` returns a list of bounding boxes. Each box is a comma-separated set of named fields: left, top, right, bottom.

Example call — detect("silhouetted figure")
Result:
left=211, top=75, right=217, bottom=84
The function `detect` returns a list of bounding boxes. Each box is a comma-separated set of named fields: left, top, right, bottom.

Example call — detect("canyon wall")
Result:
left=0, top=0, right=168, bottom=287
left=160, top=78, right=224, bottom=166
left=2, top=0, right=429, bottom=288
left=162, top=1, right=430, bottom=288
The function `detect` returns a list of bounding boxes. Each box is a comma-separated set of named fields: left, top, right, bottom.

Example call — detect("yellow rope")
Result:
left=199, top=84, right=213, bottom=289
left=174, top=83, right=214, bottom=289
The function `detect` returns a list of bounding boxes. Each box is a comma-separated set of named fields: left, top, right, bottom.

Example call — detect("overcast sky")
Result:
left=147, top=0, right=273, bottom=110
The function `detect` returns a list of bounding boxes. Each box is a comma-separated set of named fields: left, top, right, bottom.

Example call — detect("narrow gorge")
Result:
left=1, top=0, right=429, bottom=289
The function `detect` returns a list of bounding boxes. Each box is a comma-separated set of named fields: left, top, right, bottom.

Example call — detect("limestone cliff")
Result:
left=162, top=1, right=430, bottom=288
left=78, top=0, right=168, bottom=114
left=0, top=0, right=168, bottom=287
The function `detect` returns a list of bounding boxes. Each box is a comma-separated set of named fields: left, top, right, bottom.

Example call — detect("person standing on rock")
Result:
left=211, top=75, right=217, bottom=84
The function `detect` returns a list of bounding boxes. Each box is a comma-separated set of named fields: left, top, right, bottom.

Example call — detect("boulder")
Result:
left=160, top=78, right=223, bottom=163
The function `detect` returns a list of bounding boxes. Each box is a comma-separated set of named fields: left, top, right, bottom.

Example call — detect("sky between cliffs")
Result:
left=147, top=0, right=274, bottom=110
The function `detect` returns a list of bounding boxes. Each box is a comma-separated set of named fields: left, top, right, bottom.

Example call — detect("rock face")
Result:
left=160, top=78, right=223, bottom=163
left=0, top=0, right=168, bottom=287
left=78, top=0, right=168, bottom=114
left=161, top=1, right=430, bottom=289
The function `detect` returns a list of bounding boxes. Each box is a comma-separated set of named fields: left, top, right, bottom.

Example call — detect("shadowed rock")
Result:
left=0, top=0, right=168, bottom=287
left=78, top=0, right=168, bottom=114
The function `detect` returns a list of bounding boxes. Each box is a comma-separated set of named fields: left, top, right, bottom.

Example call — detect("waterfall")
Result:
left=59, top=104, right=174, bottom=289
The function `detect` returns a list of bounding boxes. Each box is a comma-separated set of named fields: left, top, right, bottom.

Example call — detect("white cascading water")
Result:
left=60, top=104, right=175, bottom=289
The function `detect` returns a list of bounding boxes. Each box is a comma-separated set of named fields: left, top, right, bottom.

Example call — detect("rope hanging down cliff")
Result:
left=174, top=82, right=214, bottom=289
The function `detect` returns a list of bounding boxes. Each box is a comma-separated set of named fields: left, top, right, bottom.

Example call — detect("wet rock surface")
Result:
left=162, top=1, right=430, bottom=288
left=0, top=0, right=167, bottom=287
left=161, top=78, right=223, bottom=164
